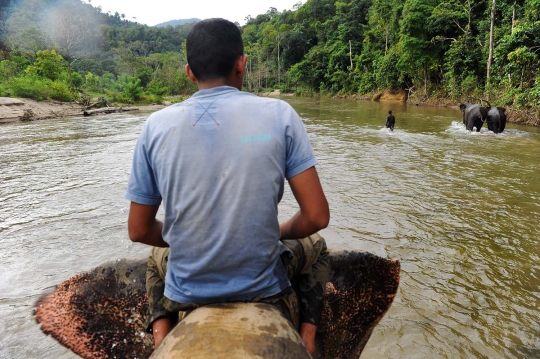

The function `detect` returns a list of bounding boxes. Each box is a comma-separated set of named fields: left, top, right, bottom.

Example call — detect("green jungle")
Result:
left=0, top=0, right=539, bottom=125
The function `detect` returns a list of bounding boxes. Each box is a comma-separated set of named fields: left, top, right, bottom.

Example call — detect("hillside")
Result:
left=154, top=18, right=200, bottom=27
left=0, top=0, right=198, bottom=103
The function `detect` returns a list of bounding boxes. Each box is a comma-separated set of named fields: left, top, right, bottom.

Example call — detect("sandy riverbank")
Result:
left=0, top=97, right=168, bottom=124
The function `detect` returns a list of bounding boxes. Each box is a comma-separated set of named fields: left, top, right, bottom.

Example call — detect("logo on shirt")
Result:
left=193, top=101, right=220, bottom=127
left=239, top=134, right=272, bottom=143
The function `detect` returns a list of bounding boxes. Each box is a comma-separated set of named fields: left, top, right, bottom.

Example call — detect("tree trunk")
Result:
left=487, top=0, right=496, bottom=83
left=349, top=40, right=353, bottom=71
left=277, top=34, right=281, bottom=85
left=512, top=1, right=516, bottom=35
left=424, top=63, right=428, bottom=94
left=68, top=60, right=73, bottom=89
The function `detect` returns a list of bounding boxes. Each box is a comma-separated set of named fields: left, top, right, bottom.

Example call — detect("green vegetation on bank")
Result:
left=0, top=0, right=539, bottom=119
left=241, top=0, right=540, bottom=112
left=0, top=0, right=197, bottom=103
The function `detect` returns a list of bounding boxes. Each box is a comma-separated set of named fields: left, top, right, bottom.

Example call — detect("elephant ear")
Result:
left=497, top=107, right=506, bottom=113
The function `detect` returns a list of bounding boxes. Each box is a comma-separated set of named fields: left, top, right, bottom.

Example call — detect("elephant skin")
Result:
left=459, top=103, right=488, bottom=132
left=151, top=303, right=311, bottom=359
left=486, top=106, right=506, bottom=133
left=35, top=250, right=400, bottom=359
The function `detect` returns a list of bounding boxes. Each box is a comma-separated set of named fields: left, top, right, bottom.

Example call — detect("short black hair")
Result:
left=186, top=18, right=244, bottom=82
left=388, top=110, right=392, bottom=114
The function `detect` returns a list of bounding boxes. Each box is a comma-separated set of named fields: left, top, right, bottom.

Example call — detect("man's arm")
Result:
left=128, top=202, right=169, bottom=247
left=280, top=166, right=329, bottom=240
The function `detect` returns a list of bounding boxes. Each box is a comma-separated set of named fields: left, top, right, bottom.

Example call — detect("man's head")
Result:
left=388, top=110, right=392, bottom=114
left=186, top=18, right=246, bottom=89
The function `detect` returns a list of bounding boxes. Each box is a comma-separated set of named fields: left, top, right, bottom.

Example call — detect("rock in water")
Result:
left=35, top=251, right=400, bottom=359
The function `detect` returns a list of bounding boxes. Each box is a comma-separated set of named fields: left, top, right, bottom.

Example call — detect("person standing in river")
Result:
left=124, top=18, right=330, bottom=355
left=385, top=110, right=396, bottom=131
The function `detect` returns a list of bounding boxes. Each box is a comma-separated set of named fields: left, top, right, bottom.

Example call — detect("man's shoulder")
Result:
left=146, top=101, right=192, bottom=124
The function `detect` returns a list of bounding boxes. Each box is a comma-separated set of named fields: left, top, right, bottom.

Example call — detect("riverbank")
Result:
left=298, top=89, right=540, bottom=127
left=0, top=97, right=168, bottom=124
left=2, top=93, right=539, bottom=127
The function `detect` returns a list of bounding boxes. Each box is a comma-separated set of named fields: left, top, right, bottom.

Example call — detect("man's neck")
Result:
left=197, top=77, right=241, bottom=91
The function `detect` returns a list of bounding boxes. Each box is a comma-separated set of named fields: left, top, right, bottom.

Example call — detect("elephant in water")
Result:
left=35, top=250, right=400, bottom=359
left=459, top=103, right=488, bottom=132
left=486, top=106, right=507, bottom=133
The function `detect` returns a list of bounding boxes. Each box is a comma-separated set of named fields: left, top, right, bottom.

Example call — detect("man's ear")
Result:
left=235, top=55, right=248, bottom=77
left=185, top=64, right=198, bottom=84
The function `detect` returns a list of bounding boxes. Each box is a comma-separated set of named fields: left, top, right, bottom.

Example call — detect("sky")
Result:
left=85, top=0, right=305, bottom=27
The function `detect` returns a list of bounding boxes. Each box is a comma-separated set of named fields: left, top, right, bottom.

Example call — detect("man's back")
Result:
left=126, top=86, right=318, bottom=304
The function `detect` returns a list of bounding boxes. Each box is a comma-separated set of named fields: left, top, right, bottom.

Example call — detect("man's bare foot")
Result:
left=152, top=317, right=173, bottom=348
left=300, top=322, right=317, bottom=356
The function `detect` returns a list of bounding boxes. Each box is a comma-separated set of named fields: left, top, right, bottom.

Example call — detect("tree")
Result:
left=25, top=49, right=66, bottom=80
left=398, top=0, right=439, bottom=94
left=487, top=0, right=496, bottom=82
left=45, top=0, right=102, bottom=87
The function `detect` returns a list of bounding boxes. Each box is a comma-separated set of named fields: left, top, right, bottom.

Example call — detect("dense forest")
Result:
left=1, top=0, right=539, bottom=121
left=242, top=0, right=540, bottom=114
left=0, top=0, right=198, bottom=103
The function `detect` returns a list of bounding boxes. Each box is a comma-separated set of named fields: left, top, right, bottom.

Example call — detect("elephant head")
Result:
left=486, top=106, right=506, bottom=133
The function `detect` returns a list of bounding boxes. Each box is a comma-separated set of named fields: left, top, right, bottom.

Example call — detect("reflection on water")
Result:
left=0, top=99, right=539, bottom=358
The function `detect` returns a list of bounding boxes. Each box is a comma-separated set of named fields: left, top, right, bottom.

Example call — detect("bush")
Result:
left=147, top=79, right=169, bottom=96
left=4, top=75, right=49, bottom=100
left=0, top=60, right=22, bottom=78
left=136, top=67, right=153, bottom=88
left=120, top=75, right=143, bottom=102
left=71, top=72, right=83, bottom=89
left=99, top=72, right=116, bottom=92
left=1, top=74, right=73, bottom=101
left=84, top=72, right=100, bottom=92
left=25, top=50, right=67, bottom=81
left=107, top=74, right=143, bottom=103
left=141, top=92, right=164, bottom=104
left=49, top=81, right=74, bottom=101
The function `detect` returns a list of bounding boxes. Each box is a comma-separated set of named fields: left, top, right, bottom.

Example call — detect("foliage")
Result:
left=0, top=74, right=73, bottom=101
left=108, top=74, right=143, bottom=103
left=1, top=0, right=540, bottom=111
left=25, top=49, right=66, bottom=81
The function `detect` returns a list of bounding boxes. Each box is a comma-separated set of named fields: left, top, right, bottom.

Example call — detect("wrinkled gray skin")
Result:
left=459, top=103, right=488, bottom=132
left=486, top=106, right=507, bottom=133
left=35, top=250, right=400, bottom=359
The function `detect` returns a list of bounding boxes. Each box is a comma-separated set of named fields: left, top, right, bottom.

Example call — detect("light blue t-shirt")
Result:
left=125, top=86, right=318, bottom=304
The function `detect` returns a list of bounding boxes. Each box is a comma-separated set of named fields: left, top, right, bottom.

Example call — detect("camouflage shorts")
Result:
left=144, top=233, right=329, bottom=332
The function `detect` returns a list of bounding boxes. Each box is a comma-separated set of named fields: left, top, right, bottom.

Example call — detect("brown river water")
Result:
left=0, top=97, right=539, bottom=358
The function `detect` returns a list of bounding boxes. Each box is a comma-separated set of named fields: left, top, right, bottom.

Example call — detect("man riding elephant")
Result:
left=125, top=18, right=330, bottom=356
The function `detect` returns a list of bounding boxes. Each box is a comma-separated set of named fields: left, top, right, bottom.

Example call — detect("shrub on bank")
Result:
left=0, top=75, right=73, bottom=101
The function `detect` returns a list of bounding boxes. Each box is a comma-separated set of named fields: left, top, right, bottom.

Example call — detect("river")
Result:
left=0, top=97, right=539, bottom=358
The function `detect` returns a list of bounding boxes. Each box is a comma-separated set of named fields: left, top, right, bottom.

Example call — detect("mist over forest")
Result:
left=0, top=0, right=539, bottom=123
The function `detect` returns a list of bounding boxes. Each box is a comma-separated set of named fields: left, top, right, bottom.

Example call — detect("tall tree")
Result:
left=45, top=0, right=102, bottom=87
left=487, top=0, right=496, bottom=82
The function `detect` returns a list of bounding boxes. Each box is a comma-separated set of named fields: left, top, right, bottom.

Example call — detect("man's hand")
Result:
left=128, top=202, right=169, bottom=247
left=280, top=167, right=329, bottom=240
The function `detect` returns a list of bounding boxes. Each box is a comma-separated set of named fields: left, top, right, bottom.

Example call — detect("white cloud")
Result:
left=86, top=0, right=304, bottom=26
